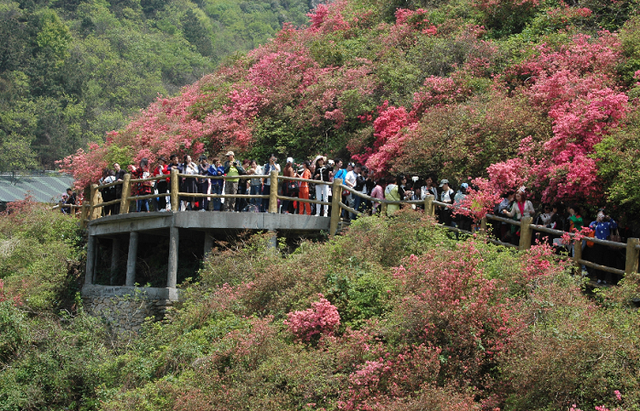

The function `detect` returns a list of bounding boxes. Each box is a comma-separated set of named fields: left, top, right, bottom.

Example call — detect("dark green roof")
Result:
left=0, top=175, right=75, bottom=203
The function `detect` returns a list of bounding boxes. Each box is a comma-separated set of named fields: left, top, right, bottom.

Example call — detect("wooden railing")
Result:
left=81, top=171, right=639, bottom=276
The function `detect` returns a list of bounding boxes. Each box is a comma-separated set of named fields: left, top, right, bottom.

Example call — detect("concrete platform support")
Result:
left=168, top=226, right=179, bottom=288
left=85, top=235, right=96, bottom=285
left=126, top=232, right=138, bottom=286
left=110, top=238, right=120, bottom=285
left=204, top=232, right=213, bottom=256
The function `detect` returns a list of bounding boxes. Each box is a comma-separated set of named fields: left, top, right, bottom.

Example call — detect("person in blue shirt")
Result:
left=332, top=158, right=347, bottom=182
left=589, top=209, right=617, bottom=240
left=588, top=209, right=619, bottom=284
left=208, top=157, right=225, bottom=211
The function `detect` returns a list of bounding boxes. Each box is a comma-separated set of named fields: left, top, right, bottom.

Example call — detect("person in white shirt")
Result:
left=439, top=179, right=455, bottom=226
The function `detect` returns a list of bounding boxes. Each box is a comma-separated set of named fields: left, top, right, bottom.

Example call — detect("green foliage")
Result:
left=0, top=310, right=113, bottom=411
left=594, top=107, right=640, bottom=217
left=0, top=203, right=83, bottom=311
left=0, top=0, right=310, bottom=171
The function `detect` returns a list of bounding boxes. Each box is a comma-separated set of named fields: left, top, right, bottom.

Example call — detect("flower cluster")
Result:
left=284, top=295, right=341, bottom=342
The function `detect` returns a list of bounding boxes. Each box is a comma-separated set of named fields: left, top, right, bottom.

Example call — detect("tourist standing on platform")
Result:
left=385, top=176, right=400, bottom=216
left=343, top=162, right=357, bottom=220
left=313, top=156, right=331, bottom=217
left=247, top=160, right=263, bottom=209
left=208, top=157, right=225, bottom=211
left=371, top=179, right=385, bottom=214
left=298, top=160, right=312, bottom=215
left=197, top=156, right=211, bottom=211
left=589, top=210, right=619, bottom=284
left=281, top=158, right=298, bottom=214
left=261, top=155, right=280, bottom=212
left=438, top=179, right=455, bottom=226
left=236, top=159, right=251, bottom=212
left=129, top=158, right=152, bottom=212
left=99, top=168, right=116, bottom=216
left=223, top=151, right=245, bottom=212
left=181, top=155, right=199, bottom=211
left=112, top=162, right=126, bottom=214
left=351, top=164, right=365, bottom=220
left=153, top=157, right=170, bottom=211
left=421, top=176, right=438, bottom=200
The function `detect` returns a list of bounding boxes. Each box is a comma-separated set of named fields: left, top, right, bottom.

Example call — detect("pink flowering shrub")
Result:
left=285, top=295, right=341, bottom=342
left=389, top=241, right=525, bottom=399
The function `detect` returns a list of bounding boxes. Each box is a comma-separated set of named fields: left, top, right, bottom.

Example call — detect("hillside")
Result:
left=61, top=0, right=640, bottom=221
left=0, top=0, right=311, bottom=170
left=1, top=205, right=640, bottom=410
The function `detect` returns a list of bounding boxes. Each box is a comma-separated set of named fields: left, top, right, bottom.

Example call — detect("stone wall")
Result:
left=82, top=285, right=179, bottom=335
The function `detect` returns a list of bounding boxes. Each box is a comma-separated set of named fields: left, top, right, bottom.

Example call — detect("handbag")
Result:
left=286, top=180, right=299, bottom=195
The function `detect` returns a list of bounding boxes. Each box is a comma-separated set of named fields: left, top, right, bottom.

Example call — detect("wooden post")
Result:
left=126, top=231, right=138, bottom=286
left=625, top=238, right=639, bottom=275
left=80, top=186, right=91, bottom=226
left=574, top=236, right=583, bottom=269
left=330, top=178, right=343, bottom=236
left=480, top=217, right=487, bottom=232
left=168, top=226, right=179, bottom=288
left=90, top=184, right=101, bottom=220
left=268, top=170, right=278, bottom=214
left=120, top=173, right=131, bottom=214
left=424, top=195, right=435, bottom=217
left=170, top=168, right=179, bottom=212
left=85, top=235, right=96, bottom=285
left=381, top=202, right=387, bottom=216
left=519, top=216, right=533, bottom=251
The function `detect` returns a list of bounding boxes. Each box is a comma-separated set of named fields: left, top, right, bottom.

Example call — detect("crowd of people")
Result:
left=75, top=151, right=627, bottom=282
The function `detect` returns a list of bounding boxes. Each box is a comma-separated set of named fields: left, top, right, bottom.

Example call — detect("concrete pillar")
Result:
left=268, top=230, right=277, bottom=249
left=168, top=226, right=179, bottom=288
left=204, top=232, right=214, bottom=257
left=85, top=235, right=96, bottom=285
left=126, top=231, right=138, bottom=286
left=110, top=238, right=120, bottom=285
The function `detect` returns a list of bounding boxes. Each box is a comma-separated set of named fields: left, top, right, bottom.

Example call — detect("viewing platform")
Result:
left=79, top=169, right=640, bottom=308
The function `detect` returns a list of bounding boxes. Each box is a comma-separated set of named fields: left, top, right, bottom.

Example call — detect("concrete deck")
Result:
left=87, top=211, right=330, bottom=236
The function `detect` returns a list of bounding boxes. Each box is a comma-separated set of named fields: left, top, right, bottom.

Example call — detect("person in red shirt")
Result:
left=153, top=157, right=170, bottom=211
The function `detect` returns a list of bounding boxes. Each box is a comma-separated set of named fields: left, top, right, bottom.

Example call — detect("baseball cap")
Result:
left=225, top=151, right=234, bottom=157
left=439, top=179, right=449, bottom=187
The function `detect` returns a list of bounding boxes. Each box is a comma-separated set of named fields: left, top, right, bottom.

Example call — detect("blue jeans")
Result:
left=211, top=184, right=222, bottom=211
left=261, top=185, right=271, bottom=212
left=250, top=185, right=262, bottom=206
left=137, top=199, right=149, bottom=212
left=351, top=193, right=363, bottom=220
